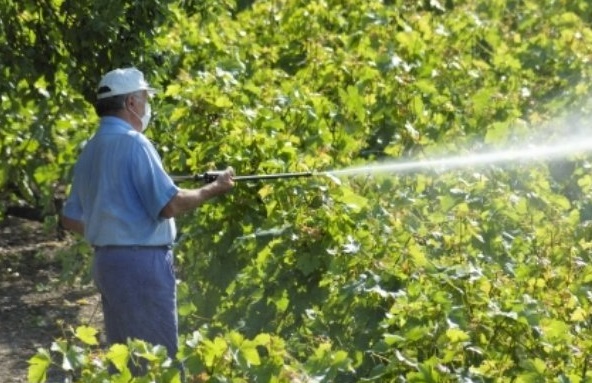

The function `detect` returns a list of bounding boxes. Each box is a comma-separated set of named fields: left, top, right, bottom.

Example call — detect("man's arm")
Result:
left=160, top=167, right=234, bottom=219
left=60, top=215, right=85, bottom=236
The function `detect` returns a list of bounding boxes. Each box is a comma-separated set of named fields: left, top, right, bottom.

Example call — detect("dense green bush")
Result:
left=15, top=0, right=592, bottom=381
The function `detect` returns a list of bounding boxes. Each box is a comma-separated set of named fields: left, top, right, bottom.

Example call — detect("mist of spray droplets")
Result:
left=324, top=113, right=592, bottom=179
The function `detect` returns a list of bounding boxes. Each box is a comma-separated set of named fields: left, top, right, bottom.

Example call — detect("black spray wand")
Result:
left=171, top=170, right=315, bottom=184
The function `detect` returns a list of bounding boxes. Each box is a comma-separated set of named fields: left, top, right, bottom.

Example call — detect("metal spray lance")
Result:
left=170, top=170, right=316, bottom=183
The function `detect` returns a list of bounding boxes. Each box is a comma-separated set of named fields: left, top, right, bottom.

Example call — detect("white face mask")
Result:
left=140, top=102, right=151, bottom=132
left=129, top=96, right=152, bottom=132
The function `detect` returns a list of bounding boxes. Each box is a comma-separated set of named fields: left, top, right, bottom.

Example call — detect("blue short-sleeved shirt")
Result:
left=62, top=116, right=179, bottom=246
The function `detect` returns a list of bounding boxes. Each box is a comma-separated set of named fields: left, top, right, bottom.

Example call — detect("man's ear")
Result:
left=124, top=94, right=134, bottom=109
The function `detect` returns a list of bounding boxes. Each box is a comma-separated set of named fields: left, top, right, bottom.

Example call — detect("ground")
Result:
left=0, top=216, right=103, bottom=383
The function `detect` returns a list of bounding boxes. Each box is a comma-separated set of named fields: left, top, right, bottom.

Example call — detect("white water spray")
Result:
left=325, top=135, right=592, bottom=178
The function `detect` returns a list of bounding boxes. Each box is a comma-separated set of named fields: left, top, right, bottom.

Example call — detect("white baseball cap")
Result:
left=97, top=67, right=156, bottom=99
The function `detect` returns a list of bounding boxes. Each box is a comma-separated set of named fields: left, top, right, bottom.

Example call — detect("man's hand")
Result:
left=160, top=166, right=235, bottom=219
left=210, top=166, right=235, bottom=194
left=60, top=215, right=85, bottom=235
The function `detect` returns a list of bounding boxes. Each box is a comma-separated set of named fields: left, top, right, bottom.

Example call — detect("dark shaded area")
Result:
left=0, top=217, right=102, bottom=383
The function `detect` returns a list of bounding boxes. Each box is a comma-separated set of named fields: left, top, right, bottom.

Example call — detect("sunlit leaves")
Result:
left=106, top=344, right=130, bottom=373
left=27, top=349, right=50, bottom=383
left=18, top=0, right=592, bottom=380
left=74, top=325, right=99, bottom=346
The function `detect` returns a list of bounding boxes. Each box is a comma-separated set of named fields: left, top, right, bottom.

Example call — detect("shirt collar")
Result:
left=99, top=116, right=135, bottom=133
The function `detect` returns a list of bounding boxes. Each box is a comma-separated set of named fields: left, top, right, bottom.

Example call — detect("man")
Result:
left=60, top=67, right=234, bottom=374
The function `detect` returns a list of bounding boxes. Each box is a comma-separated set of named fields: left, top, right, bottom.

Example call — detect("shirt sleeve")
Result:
left=130, top=137, right=179, bottom=221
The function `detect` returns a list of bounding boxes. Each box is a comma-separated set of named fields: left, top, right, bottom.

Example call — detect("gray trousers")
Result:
left=92, top=246, right=178, bottom=375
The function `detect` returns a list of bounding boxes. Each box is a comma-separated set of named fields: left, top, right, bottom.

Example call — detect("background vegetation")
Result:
left=4, top=0, right=592, bottom=381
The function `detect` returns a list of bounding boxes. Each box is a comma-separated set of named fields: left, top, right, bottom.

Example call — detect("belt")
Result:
left=93, top=244, right=173, bottom=251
